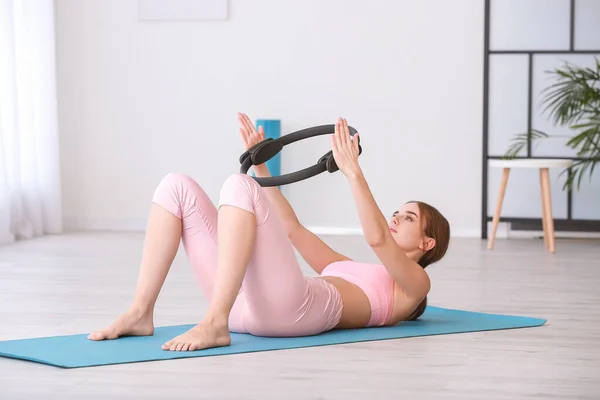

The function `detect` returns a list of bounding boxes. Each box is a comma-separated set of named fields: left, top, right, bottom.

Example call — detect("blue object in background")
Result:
left=255, top=119, right=281, bottom=177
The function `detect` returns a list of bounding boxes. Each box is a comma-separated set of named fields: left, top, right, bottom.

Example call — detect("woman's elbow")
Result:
left=286, top=222, right=302, bottom=239
left=366, top=233, right=387, bottom=248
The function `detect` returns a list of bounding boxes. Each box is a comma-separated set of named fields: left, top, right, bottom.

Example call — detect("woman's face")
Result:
left=388, top=202, right=434, bottom=254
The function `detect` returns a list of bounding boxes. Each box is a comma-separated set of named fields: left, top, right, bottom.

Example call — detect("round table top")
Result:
left=488, top=158, right=574, bottom=169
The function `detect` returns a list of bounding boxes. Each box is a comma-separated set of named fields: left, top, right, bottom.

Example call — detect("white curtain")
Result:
left=0, top=0, right=62, bottom=244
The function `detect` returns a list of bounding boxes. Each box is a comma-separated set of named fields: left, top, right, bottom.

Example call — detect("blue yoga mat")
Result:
left=0, top=306, right=545, bottom=369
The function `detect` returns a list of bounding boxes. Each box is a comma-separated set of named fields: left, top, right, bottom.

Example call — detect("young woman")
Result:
left=88, top=114, right=450, bottom=352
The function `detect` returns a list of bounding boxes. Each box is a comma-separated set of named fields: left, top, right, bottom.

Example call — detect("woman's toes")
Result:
left=181, top=343, right=191, bottom=352
left=175, top=342, right=185, bottom=352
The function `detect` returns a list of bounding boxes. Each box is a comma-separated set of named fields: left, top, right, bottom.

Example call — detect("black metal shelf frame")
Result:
left=481, top=0, right=600, bottom=238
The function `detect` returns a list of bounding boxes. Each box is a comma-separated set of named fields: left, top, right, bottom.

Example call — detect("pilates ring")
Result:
left=239, top=124, right=362, bottom=187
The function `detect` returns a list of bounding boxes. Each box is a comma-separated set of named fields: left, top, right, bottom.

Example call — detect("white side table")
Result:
left=487, top=158, right=574, bottom=253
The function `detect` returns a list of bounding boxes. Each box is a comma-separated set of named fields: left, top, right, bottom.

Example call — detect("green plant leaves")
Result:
left=540, top=59, right=600, bottom=126
left=560, top=157, right=600, bottom=191
left=502, top=130, right=549, bottom=159
left=503, top=57, right=600, bottom=191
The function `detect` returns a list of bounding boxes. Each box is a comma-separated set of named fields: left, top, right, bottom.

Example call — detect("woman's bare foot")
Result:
left=162, top=317, right=231, bottom=352
left=88, top=309, right=154, bottom=341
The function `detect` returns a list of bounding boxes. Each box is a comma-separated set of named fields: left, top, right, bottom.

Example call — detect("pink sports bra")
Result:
left=320, top=260, right=395, bottom=327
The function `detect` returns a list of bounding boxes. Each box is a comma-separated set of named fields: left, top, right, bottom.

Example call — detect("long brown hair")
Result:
left=405, top=201, right=450, bottom=321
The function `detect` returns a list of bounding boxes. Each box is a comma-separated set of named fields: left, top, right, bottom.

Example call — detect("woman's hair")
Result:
left=405, top=201, right=450, bottom=321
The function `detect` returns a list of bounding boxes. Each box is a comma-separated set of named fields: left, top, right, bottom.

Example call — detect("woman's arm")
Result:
left=331, top=118, right=430, bottom=300
left=252, top=164, right=299, bottom=234
left=238, top=113, right=349, bottom=273
left=346, top=170, right=430, bottom=299
left=253, top=165, right=350, bottom=274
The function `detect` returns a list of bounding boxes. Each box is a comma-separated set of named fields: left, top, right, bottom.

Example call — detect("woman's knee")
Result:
left=157, top=173, right=196, bottom=191
left=152, top=173, right=206, bottom=217
left=155, top=173, right=205, bottom=197
left=218, top=173, right=265, bottom=220
left=221, top=173, right=259, bottom=193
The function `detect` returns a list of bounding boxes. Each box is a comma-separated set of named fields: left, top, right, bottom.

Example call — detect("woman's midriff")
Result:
left=318, top=276, right=372, bottom=329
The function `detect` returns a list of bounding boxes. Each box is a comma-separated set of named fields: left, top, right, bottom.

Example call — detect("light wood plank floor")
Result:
left=0, top=232, right=599, bottom=399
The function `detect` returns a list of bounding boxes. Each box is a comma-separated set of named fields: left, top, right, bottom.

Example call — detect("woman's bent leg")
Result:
left=217, top=175, right=343, bottom=337
left=88, top=203, right=182, bottom=340
left=152, top=172, right=219, bottom=298
left=162, top=174, right=343, bottom=351
left=88, top=173, right=246, bottom=342
left=162, top=201, right=256, bottom=351
left=151, top=173, right=246, bottom=332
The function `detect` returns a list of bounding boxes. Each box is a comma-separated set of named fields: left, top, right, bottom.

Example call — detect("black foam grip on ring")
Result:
left=239, top=138, right=272, bottom=164
left=251, top=140, right=283, bottom=165
left=239, top=124, right=361, bottom=187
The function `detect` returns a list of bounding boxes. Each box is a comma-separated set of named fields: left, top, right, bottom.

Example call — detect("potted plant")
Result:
left=504, top=57, right=600, bottom=191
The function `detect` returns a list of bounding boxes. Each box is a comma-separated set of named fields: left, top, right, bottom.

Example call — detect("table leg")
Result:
left=539, top=169, right=549, bottom=249
left=488, top=168, right=510, bottom=250
left=540, top=168, right=555, bottom=253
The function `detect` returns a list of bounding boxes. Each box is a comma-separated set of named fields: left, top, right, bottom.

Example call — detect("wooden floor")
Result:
left=0, top=231, right=599, bottom=399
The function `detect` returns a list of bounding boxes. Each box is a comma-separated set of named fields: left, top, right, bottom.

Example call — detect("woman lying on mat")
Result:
left=88, top=113, right=450, bottom=351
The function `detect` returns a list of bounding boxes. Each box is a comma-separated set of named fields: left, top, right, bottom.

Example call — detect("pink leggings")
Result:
left=152, top=173, right=343, bottom=337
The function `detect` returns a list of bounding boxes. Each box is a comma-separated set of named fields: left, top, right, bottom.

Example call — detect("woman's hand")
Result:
left=238, top=112, right=265, bottom=151
left=331, top=117, right=361, bottom=178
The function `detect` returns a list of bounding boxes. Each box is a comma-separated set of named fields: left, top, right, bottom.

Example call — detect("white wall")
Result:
left=55, top=0, right=484, bottom=237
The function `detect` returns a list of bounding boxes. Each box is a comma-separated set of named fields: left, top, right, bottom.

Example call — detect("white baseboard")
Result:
left=305, top=227, right=363, bottom=236
left=63, top=218, right=600, bottom=239
left=63, top=217, right=148, bottom=232
left=451, top=229, right=483, bottom=238
left=307, top=226, right=482, bottom=238
left=508, top=230, right=600, bottom=239
left=64, top=218, right=483, bottom=238
left=487, top=221, right=600, bottom=239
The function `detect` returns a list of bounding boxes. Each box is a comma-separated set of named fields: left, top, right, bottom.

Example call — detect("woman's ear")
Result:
left=420, top=237, right=436, bottom=252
